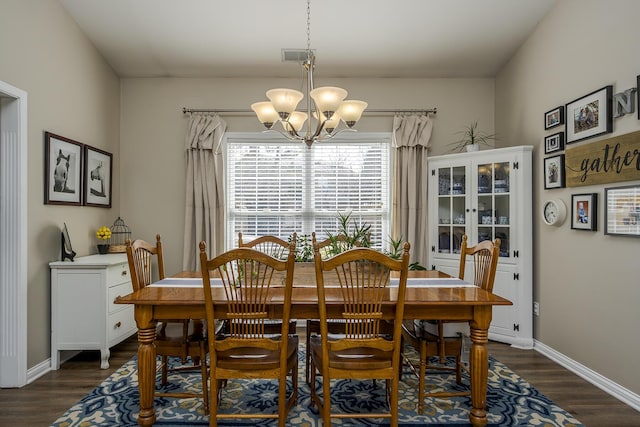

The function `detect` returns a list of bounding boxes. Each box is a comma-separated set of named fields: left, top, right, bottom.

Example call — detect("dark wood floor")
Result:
left=1, top=336, right=638, bottom=426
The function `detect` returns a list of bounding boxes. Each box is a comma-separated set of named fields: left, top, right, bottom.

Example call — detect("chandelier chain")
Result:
left=306, top=0, right=311, bottom=55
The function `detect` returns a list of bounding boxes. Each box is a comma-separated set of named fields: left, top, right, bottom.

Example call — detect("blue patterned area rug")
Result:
left=51, top=344, right=583, bottom=427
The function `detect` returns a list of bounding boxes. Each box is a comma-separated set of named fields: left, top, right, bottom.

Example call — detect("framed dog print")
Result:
left=565, top=85, right=613, bottom=144
left=44, top=132, right=83, bottom=206
left=571, top=193, right=597, bottom=231
left=544, top=154, right=565, bottom=189
left=84, top=145, right=112, bottom=208
left=544, top=106, right=564, bottom=130
left=544, top=132, right=565, bottom=154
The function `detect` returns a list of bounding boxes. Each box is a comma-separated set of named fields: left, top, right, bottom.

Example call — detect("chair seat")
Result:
left=309, top=335, right=392, bottom=371
left=217, top=335, right=298, bottom=370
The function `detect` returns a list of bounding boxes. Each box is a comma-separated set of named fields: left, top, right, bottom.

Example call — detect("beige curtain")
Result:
left=182, top=113, right=227, bottom=271
left=392, top=114, right=433, bottom=267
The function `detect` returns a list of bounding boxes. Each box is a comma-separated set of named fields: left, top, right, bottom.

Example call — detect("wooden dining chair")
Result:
left=199, top=242, right=298, bottom=427
left=309, top=242, right=410, bottom=426
left=238, top=231, right=296, bottom=260
left=125, top=235, right=209, bottom=414
left=401, top=234, right=500, bottom=413
left=236, top=232, right=298, bottom=336
left=304, top=231, right=372, bottom=384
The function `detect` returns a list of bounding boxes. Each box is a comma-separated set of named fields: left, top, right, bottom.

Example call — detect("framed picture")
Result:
left=544, top=154, right=565, bottom=189
left=605, top=185, right=640, bottom=237
left=637, top=75, right=640, bottom=120
left=544, top=106, right=564, bottom=130
left=544, top=132, right=565, bottom=154
left=571, top=193, right=597, bottom=231
left=84, top=145, right=112, bottom=208
left=44, top=132, right=83, bottom=206
left=565, top=85, right=613, bottom=144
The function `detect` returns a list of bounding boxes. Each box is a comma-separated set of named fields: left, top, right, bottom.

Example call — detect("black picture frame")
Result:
left=84, top=145, right=113, bottom=208
left=544, top=132, right=565, bottom=154
left=637, top=75, right=640, bottom=120
left=571, top=193, right=597, bottom=231
left=544, top=106, right=564, bottom=130
left=565, top=85, right=613, bottom=144
left=605, top=185, right=640, bottom=237
left=544, top=154, right=565, bottom=190
left=44, top=132, right=83, bottom=206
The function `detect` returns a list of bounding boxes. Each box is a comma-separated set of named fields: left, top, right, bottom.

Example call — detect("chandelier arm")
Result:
left=262, top=128, right=301, bottom=142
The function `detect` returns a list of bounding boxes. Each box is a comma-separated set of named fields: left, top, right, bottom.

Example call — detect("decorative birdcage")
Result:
left=108, top=217, right=131, bottom=253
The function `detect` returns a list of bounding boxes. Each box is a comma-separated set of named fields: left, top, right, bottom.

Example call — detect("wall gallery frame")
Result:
left=84, top=145, right=113, bottom=208
left=571, top=193, right=597, bottom=231
left=44, top=132, right=83, bottom=206
left=605, top=185, right=640, bottom=237
left=565, top=85, right=613, bottom=144
left=544, top=106, right=564, bottom=130
left=544, top=132, right=564, bottom=154
left=544, top=154, right=565, bottom=189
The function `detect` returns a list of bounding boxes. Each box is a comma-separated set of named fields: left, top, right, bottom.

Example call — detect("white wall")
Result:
left=0, top=0, right=120, bottom=367
left=496, top=0, right=640, bottom=394
left=120, top=77, right=495, bottom=275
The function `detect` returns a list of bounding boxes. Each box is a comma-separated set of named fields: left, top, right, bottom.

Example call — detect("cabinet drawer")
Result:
left=108, top=281, right=133, bottom=314
left=108, top=306, right=136, bottom=344
left=106, top=262, right=130, bottom=286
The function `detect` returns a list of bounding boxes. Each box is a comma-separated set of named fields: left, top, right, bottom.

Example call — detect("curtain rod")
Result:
left=182, top=107, right=437, bottom=115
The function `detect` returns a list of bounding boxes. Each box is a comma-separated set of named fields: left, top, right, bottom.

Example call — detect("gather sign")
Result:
left=565, top=130, right=640, bottom=187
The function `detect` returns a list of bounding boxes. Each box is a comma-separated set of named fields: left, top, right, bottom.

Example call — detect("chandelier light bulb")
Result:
left=310, top=86, right=348, bottom=119
left=315, top=111, right=341, bottom=134
left=338, top=100, right=368, bottom=127
left=266, top=88, right=304, bottom=120
left=251, top=101, right=279, bottom=129
left=284, top=111, right=308, bottom=133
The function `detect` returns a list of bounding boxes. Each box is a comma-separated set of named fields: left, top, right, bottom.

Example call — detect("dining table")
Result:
left=115, top=264, right=512, bottom=427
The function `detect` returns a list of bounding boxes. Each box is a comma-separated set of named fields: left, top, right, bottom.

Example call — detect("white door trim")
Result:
left=0, top=79, right=28, bottom=387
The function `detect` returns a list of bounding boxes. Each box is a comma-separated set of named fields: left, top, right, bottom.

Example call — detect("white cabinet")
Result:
left=50, top=254, right=136, bottom=369
left=427, top=146, right=533, bottom=349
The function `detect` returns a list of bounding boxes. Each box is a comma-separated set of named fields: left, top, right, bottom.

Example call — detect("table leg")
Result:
left=468, top=307, right=491, bottom=427
left=135, top=307, right=157, bottom=427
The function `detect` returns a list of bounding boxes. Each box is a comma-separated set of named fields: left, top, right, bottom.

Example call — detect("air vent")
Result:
left=281, top=49, right=314, bottom=62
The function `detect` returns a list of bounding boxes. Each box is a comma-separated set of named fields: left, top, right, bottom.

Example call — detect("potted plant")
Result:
left=449, top=121, right=497, bottom=152
left=95, top=225, right=112, bottom=254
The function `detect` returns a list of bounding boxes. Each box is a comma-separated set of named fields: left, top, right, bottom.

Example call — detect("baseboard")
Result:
left=534, top=339, right=640, bottom=412
left=26, top=358, right=50, bottom=384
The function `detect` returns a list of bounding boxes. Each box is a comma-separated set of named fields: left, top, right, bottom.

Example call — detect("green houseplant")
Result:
left=449, top=121, right=497, bottom=152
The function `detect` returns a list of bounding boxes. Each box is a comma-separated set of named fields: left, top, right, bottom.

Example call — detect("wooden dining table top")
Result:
left=115, top=266, right=512, bottom=319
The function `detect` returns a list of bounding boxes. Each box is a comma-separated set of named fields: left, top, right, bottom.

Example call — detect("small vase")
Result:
left=466, top=144, right=480, bottom=152
left=97, top=244, right=110, bottom=255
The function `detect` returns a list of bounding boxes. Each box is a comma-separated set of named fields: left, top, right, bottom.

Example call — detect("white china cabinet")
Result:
left=427, top=145, right=533, bottom=348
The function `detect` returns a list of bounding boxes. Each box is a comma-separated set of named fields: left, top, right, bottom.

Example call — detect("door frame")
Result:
left=0, top=79, right=28, bottom=387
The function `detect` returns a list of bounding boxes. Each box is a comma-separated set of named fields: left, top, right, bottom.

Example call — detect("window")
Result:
left=224, top=133, right=392, bottom=251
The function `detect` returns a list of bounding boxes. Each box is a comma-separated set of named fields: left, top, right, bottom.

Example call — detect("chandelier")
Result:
left=251, top=0, right=367, bottom=148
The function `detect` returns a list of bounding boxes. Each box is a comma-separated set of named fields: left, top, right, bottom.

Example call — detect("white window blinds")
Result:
left=225, top=134, right=391, bottom=250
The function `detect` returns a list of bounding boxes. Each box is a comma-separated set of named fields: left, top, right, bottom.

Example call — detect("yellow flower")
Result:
left=95, top=226, right=112, bottom=240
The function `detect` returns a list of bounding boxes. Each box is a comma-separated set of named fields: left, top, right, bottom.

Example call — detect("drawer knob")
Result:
left=115, top=321, right=122, bottom=329
left=121, top=270, right=128, bottom=276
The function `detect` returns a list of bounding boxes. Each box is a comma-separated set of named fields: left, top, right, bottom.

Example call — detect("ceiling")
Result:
left=59, top=0, right=557, bottom=79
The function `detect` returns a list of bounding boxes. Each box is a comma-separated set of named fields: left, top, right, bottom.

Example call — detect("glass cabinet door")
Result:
left=436, top=166, right=467, bottom=254
left=476, top=161, right=510, bottom=258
